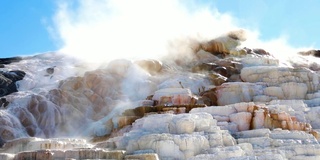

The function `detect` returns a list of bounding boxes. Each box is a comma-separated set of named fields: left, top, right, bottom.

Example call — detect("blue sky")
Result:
left=0, top=0, right=57, bottom=57
left=1, top=0, right=320, bottom=58
left=214, top=0, right=320, bottom=48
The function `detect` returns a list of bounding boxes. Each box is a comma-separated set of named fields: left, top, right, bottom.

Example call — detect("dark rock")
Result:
left=46, top=67, right=55, bottom=75
left=191, top=63, right=218, bottom=72
left=1, top=70, right=25, bottom=81
left=298, top=50, right=320, bottom=58
left=244, top=47, right=270, bottom=56
left=0, top=70, right=26, bottom=97
left=192, top=60, right=241, bottom=80
left=213, top=66, right=228, bottom=77
left=252, top=48, right=270, bottom=55
left=0, top=74, right=12, bottom=87
left=0, top=98, right=9, bottom=108
left=0, top=88, right=8, bottom=98
left=213, top=60, right=241, bottom=77
left=0, top=136, right=5, bottom=148
left=243, top=47, right=252, bottom=54
left=0, top=56, right=23, bottom=65
left=214, top=59, right=237, bottom=68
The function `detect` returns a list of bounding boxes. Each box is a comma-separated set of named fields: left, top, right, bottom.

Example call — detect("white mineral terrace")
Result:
left=0, top=32, right=320, bottom=159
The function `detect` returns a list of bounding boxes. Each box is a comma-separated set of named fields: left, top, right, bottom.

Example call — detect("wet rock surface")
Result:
left=0, top=70, right=26, bottom=97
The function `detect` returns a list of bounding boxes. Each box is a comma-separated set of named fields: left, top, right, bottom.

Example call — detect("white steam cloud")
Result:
left=52, top=0, right=312, bottom=63
left=52, top=0, right=239, bottom=62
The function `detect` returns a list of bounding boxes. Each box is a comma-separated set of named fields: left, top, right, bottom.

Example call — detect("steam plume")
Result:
left=52, top=0, right=240, bottom=62
left=52, top=0, right=313, bottom=64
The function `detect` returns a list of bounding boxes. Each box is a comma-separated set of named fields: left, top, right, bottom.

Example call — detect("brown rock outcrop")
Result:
left=197, top=40, right=229, bottom=58
left=134, top=59, right=163, bottom=75
left=199, top=88, right=218, bottom=106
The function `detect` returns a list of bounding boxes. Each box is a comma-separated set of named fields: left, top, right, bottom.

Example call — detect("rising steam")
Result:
left=52, top=0, right=313, bottom=64
left=52, top=0, right=239, bottom=62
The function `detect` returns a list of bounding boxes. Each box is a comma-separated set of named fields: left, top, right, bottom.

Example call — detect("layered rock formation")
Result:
left=0, top=31, right=320, bottom=159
